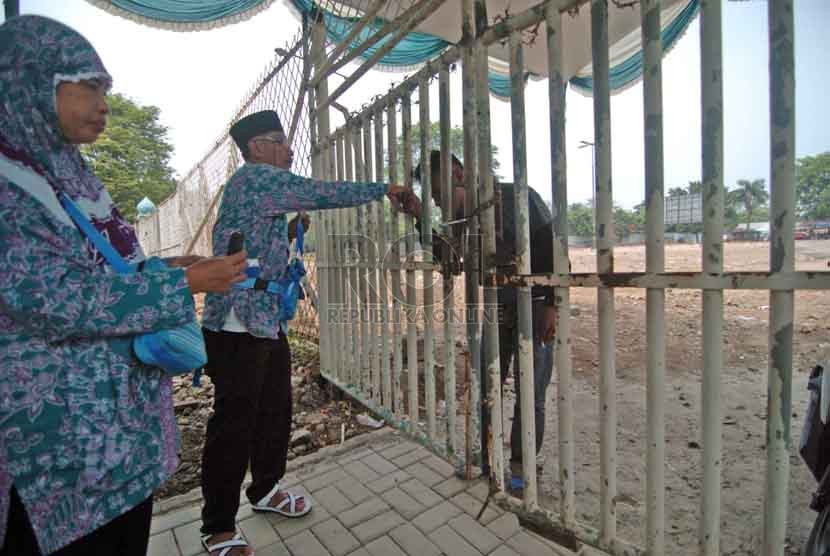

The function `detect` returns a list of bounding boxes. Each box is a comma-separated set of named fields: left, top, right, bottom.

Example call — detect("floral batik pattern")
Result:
left=202, top=163, right=387, bottom=339
left=0, top=15, right=192, bottom=553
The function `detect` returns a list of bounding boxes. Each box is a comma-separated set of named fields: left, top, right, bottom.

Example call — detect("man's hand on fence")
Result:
left=387, top=186, right=421, bottom=218
left=289, top=213, right=311, bottom=241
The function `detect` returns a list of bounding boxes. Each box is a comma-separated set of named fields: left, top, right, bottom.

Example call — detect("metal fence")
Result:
left=134, top=0, right=828, bottom=553
left=307, top=1, right=829, bottom=555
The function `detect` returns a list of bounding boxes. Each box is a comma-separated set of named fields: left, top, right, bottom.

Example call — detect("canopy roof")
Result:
left=327, top=0, right=693, bottom=81
left=85, top=0, right=699, bottom=95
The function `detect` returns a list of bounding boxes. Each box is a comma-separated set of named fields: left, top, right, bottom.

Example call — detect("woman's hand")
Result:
left=184, top=251, right=248, bottom=293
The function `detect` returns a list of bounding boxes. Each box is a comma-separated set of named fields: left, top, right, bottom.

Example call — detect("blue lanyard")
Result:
left=59, top=192, right=131, bottom=273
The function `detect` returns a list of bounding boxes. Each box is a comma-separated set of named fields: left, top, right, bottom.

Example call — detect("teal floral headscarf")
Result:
left=0, top=15, right=142, bottom=261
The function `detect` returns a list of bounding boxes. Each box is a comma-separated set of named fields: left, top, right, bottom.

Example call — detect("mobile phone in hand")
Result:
left=227, top=231, right=245, bottom=255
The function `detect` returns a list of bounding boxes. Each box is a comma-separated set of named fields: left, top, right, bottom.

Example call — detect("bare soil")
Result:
left=515, top=240, right=830, bottom=555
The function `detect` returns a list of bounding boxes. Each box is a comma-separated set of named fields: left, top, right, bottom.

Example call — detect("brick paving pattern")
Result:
left=148, top=430, right=575, bottom=556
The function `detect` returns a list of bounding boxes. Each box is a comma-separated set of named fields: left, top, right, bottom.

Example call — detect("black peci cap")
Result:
left=230, top=110, right=284, bottom=151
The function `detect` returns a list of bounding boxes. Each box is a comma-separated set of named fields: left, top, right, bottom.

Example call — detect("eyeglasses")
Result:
left=256, top=134, right=289, bottom=146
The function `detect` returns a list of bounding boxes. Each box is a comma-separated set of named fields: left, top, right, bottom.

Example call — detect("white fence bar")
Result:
left=764, top=1, right=796, bottom=554
left=402, top=93, right=420, bottom=432
left=438, top=65, right=458, bottom=458
left=545, top=4, right=575, bottom=527
left=641, top=1, right=666, bottom=554
left=335, top=135, right=347, bottom=384
left=353, top=123, right=371, bottom=397
left=591, top=0, right=618, bottom=546
left=363, top=115, right=381, bottom=405
left=344, top=128, right=359, bottom=388
left=475, top=0, right=505, bottom=490
left=699, top=0, right=725, bottom=552
left=509, top=30, right=538, bottom=509
left=374, top=109, right=392, bottom=409
left=418, top=75, right=437, bottom=441
left=462, top=0, right=482, bottom=476
left=387, top=98, right=405, bottom=417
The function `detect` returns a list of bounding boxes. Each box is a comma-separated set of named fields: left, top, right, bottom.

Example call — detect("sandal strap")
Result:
left=258, top=483, right=306, bottom=513
left=202, top=533, right=248, bottom=556
left=275, top=491, right=298, bottom=513
left=255, top=481, right=282, bottom=507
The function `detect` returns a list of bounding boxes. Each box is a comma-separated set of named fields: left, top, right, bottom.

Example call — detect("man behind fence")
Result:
left=409, top=149, right=559, bottom=491
left=198, top=110, right=411, bottom=556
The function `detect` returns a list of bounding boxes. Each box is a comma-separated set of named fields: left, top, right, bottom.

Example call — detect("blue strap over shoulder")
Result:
left=59, top=192, right=207, bottom=379
left=59, top=192, right=131, bottom=273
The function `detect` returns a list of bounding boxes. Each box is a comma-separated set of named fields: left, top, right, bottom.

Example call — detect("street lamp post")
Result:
left=579, top=140, right=596, bottom=249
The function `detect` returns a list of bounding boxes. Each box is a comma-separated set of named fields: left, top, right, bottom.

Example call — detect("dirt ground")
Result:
left=504, top=240, right=830, bottom=555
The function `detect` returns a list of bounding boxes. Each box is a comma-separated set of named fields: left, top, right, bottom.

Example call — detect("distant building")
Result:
left=137, top=196, right=156, bottom=217
left=728, top=222, right=769, bottom=241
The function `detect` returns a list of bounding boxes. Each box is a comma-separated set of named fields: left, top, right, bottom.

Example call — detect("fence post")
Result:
left=699, top=0, right=725, bottom=553
left=463, top=0, right=482, bottom=476
left=545, top=4, right=575, bottom=527
left=438, top=65, right=459, bottom=459
left=388, top=97, right=405, bottom=418
left=590, top=0, right=618, bottom=545
left=642, top=1, right=667, bottom=554
left=508, top=29, right=538, bottom=509
left=418, top=74, right=437, bottom=442
left=764, top=1, right=796, bottom=553
left=401, top=93, right=420, bottom=433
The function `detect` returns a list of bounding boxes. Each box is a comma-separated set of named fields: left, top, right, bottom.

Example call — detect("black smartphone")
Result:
left=227, top=231, right=245, bottom=255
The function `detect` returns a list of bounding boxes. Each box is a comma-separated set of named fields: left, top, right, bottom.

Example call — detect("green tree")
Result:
left=686, top=180, right=703, bottom=196
left=567, top=202, right=594, bottom=237
left=796, top=152, right=830, bottom=220
left=614, top=205, right=644, bottom=238
left=667, top=186, right=687, bottom=197
left=730, top=178, right=769, bottom=230
left=81, top=93, right=177, bottom=222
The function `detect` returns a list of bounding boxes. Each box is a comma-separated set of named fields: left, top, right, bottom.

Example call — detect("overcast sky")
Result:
left=5, top=0, right=829, bottom=209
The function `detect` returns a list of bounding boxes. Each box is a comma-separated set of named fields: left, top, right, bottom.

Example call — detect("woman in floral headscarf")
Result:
left=0, top=15, right=247, bottom=555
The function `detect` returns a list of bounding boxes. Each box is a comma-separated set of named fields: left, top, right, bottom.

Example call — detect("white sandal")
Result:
left=200, top=532, right=252, bottom=556
left=251, top=482, right=312, bottom=518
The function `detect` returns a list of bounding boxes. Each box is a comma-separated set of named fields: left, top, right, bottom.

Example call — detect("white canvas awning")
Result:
left=328, top=0, right=695, bottom=80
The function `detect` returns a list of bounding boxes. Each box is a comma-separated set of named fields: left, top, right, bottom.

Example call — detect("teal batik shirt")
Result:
left=202, top=163, right=387, bottom=339
left=0, top=16, right=196, bottom=553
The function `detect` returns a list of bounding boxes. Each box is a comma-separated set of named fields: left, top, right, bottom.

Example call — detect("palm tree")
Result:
left=732, top=179, right=769, bottom=230
left=687, top=180, right=703, bottom=196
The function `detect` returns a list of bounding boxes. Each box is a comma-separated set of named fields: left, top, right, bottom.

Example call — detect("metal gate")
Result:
left=306, top=1, right=828, bottom=555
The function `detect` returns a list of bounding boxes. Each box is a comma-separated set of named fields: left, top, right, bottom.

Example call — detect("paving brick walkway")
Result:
left=148, top=429, right=574, bottom=556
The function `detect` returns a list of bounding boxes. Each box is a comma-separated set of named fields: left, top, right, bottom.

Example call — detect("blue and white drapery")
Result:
left=84, top=0, right=277, bottom=31
left=569, top=0, right=700, bottom=95
left=83, top=0, right=699, bottom=98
